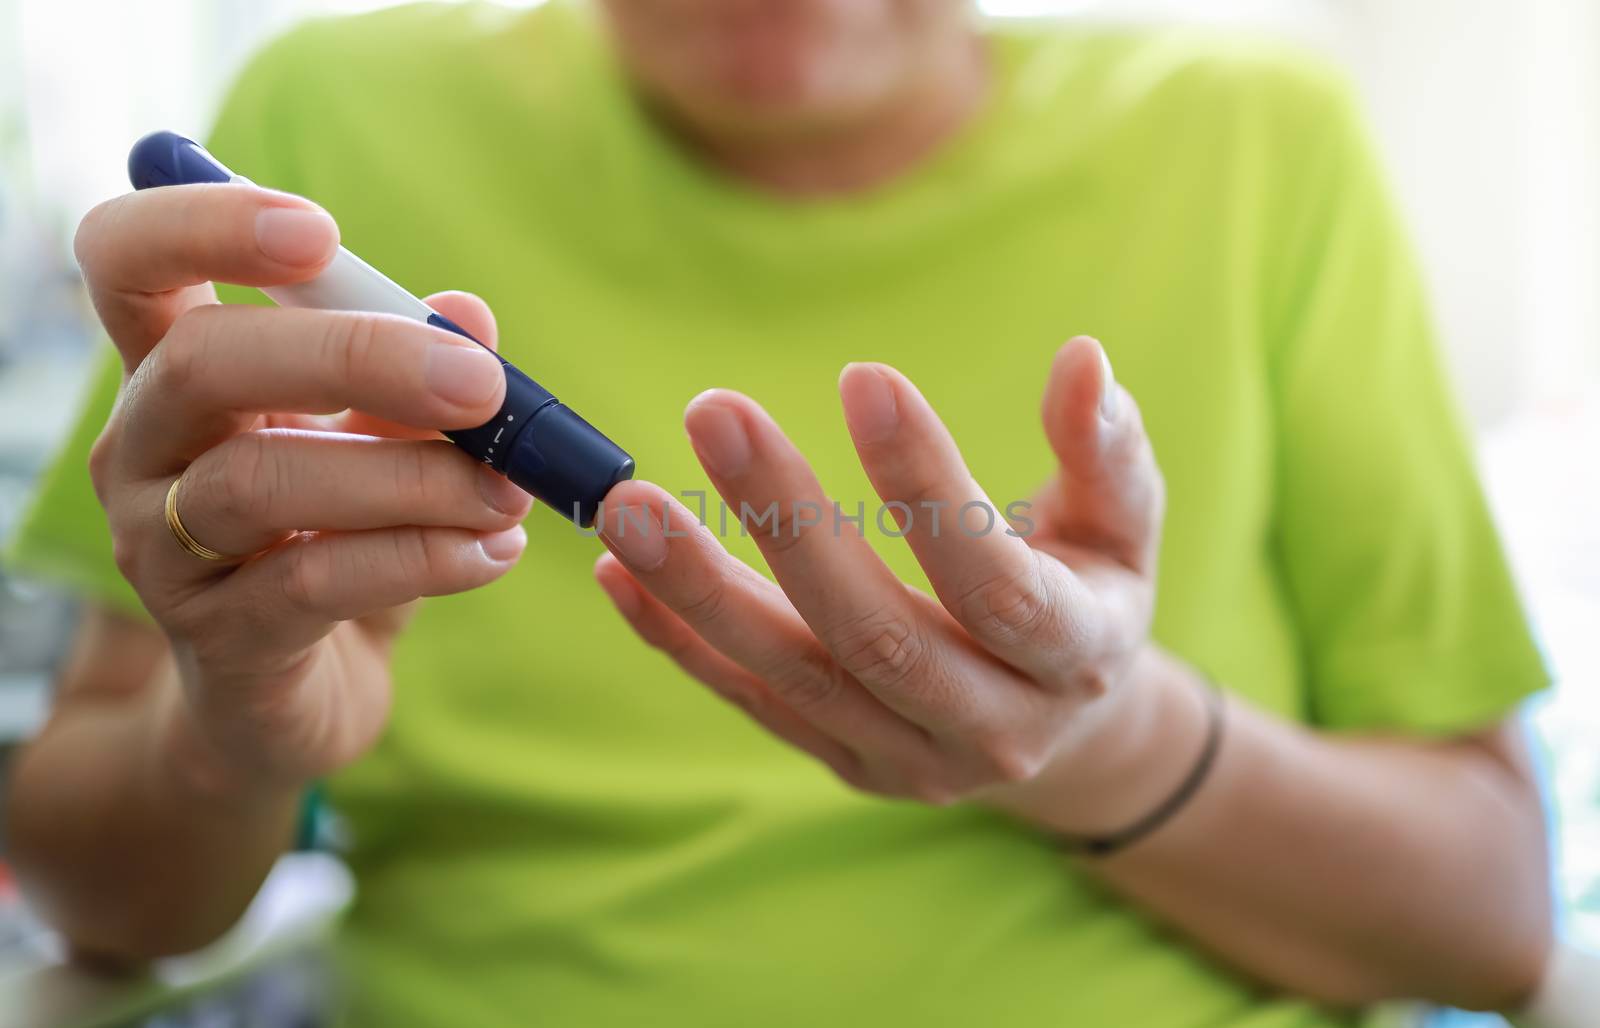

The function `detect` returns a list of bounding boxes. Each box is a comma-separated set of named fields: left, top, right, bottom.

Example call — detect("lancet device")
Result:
left=127, top=130, right=634, bottom=527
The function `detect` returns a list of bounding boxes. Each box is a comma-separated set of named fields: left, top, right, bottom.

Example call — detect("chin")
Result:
left=686, top=47, right=891, bottom=135
left=602, top=0, right=935, bottom=137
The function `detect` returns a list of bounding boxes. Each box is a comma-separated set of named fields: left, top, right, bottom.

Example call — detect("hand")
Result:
left=75, top=183, right=531, bottom=794
left=594, top=338, right=1169, bottom=823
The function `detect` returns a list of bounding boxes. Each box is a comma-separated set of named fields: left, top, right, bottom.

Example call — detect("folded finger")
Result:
left=169, top=430, right=532, bottom=561
left=119, top=304, right=506, bottom=479
left=188, top=524, right=526, bottom=666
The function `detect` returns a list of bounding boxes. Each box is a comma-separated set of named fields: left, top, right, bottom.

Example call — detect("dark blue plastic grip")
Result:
left=127, top=131, right=634, bottom=527
left=425, top=314, right=634, bottom=527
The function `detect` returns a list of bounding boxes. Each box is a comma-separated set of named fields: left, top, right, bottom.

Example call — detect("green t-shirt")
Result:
left=6, top=3, right=1548, bottom=1025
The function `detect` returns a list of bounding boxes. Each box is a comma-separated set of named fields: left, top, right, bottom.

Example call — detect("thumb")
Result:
left=1039, top=336, right=1164, bottom=574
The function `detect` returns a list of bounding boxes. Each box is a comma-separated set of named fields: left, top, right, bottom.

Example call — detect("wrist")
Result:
left=147, top=671, right=303, bottom=809
left=984, top=646, right=1215, bottom=837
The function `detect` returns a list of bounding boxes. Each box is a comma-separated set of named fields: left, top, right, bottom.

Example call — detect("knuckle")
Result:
left=749, top=501, right=821, bottom=556
left=897, top=477, right=948, bottom=521
left=659, top=626, right=705, bottom=666
left=970, top=731, right=1046, bottom=785
left=715, top=681, right=770, bottom=721
left=676, top=578, right=730, bottom=629
left=638, top=611, right=699, bottom=663
left=87, top=423, right=119, bottom=500
left=1144, top=454, right=1168, bottom=520
left=907, top=776, right=961, bottom=807
left=151, top=307, right=219, bottom=396
left=392, top=526, right=439, bottom=597
left=328, top=314, right=381, bottom=389
left=1071, top=665, right=1113, bottom=700
left=623, top=598, right=675, bottom=649
left=828, top=609, right=927, bottom=688
left=389, top=443, right=433, bottom=512
left=280, top=541, right=331, bottom=616
left=831, top=756, right=874, bottom=794
left=766, top=649, right=847, bottom=712
left=109, top=528, right=142, bottom=583
left=958, top=560, right=1056, bottom=646
left=71, top=198, right=120, bottom=275
left=163, top=581, right=245, bottom=654
left=211, top=433, right=273, bottom=521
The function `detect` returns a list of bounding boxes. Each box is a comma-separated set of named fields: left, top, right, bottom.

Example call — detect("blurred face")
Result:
left=598, top=0, right=975, bottom=140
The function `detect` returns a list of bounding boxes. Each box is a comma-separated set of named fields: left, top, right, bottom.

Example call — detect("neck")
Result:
left=655, top=31, right=991, bottom=199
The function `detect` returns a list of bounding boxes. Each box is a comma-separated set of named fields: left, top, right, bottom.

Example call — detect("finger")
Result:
left=75, top=184, right=339, bottom=368
left=596, top=479, right=934, bottom=763
left=336, top=291, right=502, bottom=441
left=422, top=291, right=498, bottom=350
left=838, top=362, right=1100, bottom=691
left=682, top=392, right=1018, bottom=733
left=168, top=430, right=532, bottom=561
left=1038, top=336, right=1164, bottom=575
left=594, top=553, right=864, bottom=781
left=186, top=524, right=526, bottom=669
left=118, top=304, right=507, bottom=479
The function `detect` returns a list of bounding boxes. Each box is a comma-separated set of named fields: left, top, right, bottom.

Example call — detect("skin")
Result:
left=598, top=0, right=990, bottom=194
left=9, top=187, right=530, bottom=955
left=6, top=0, right=1551, bottom=1013
left=593, top=359, right=1550, bottom=1010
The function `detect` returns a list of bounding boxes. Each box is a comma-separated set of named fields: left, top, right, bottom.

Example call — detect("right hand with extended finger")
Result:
left=75, top=181, right=531, bottom=795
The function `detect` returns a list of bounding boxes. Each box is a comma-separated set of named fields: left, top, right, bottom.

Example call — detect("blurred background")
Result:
left=1, top=1, right=1596, bottom=1025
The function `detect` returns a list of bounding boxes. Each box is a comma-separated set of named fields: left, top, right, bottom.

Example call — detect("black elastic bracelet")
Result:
left=1059, top=677, right=1227, bottom=858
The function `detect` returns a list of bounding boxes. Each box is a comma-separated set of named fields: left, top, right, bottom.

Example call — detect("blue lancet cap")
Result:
left=128, top=131, right=233, bottom=189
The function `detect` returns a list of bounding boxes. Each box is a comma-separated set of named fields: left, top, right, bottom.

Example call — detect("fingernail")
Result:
left=840, top=363, right=899, bottom=444
left=685, top=396, right=751, bottom=477
left=599, top=504, right=668, bottom=571
left=426, top=342, right=503, bottom=407
left=477, top=465, right=529, bottom=516
left=479, top=524, right=526, bottom=562
left=254, top=207, right=338, bottom=266
left=1098, top=345, right=1119, bottom=421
